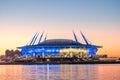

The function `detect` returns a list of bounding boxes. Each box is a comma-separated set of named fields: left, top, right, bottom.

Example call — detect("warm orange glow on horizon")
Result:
left=0, top=27, right=120, bottom=57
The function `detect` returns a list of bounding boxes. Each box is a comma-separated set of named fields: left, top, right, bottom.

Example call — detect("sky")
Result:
left=0, top=0, right=120, bottom=57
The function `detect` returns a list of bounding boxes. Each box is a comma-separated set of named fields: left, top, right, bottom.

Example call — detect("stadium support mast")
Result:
left=29, top=33, right=38, bottom=45
left=38, top=32, right=44, bottom=44
left=31, top=33, right=39, bottom=45
left=80, top=31, right=89, bottom=45
left=73, top=31, right=79, bottom=44
left=44, top=33, right=47, bottom=41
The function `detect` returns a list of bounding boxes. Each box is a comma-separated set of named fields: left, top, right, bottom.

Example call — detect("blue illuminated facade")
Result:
left=18, top=31, right=102, bottom=57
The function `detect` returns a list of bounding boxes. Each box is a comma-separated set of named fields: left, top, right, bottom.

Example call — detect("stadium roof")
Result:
left=18, top=31, right=102, bottom=48
left=39, top=39, right=81, bottom=46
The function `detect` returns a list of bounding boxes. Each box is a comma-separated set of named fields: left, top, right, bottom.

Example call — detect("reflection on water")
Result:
left=0, top=64, right=120, bottom=80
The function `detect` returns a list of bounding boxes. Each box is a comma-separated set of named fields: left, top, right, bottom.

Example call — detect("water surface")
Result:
left=0, top=64, right=120, bottom=80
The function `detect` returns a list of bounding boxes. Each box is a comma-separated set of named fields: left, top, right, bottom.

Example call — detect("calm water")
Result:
left=0, top=64, right=120, bottom=80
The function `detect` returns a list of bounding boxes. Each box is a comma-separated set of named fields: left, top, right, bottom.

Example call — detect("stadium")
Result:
left=18, top=31, right=102, bottom=58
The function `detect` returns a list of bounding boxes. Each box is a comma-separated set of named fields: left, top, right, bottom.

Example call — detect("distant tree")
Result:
left=5, top=49, right=10, bottom=57
left=14, top=50, right=22, bottom=56
left=5, top=49, right=22, bottom=58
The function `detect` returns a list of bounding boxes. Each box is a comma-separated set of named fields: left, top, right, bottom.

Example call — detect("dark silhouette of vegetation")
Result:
left=5, top=49, right=22, bottom=58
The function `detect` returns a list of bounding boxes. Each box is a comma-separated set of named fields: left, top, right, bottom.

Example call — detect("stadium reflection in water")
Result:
left=0, top=64, right=120, bottom=80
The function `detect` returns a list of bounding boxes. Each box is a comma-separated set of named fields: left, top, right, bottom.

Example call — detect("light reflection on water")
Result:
left=0, top=64, right=120, bottom=80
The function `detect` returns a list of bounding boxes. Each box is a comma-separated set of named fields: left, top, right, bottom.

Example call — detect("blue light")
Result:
left=21, top=47, right=61, bottom=57
left=88, top=46, right=98, bottom=57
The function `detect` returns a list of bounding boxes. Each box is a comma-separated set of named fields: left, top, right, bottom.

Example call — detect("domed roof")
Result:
left=39, top=39, right=81, bottom=46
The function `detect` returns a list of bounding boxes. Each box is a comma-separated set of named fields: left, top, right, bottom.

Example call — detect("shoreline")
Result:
left=0, top=61, right=120, bottom=65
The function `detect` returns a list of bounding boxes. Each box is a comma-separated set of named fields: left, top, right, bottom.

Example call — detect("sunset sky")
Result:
left=0, top=0, right=120, bottom=57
